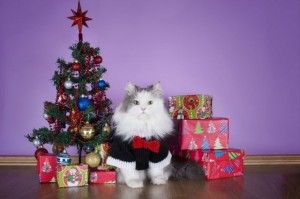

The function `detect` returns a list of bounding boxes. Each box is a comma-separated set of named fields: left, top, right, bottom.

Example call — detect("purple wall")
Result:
left=0, top=0, right=299, bottom=155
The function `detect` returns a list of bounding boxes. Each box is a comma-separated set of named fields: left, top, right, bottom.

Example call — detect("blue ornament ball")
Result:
left=97, top=79, right=107, bottom=90
left=78, top=96, right=90, bottom=111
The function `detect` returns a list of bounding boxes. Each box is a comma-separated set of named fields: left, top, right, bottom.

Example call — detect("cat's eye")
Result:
left=133, top=100, right=139, bottom=105
left=148, top=100, right=153, bottom=105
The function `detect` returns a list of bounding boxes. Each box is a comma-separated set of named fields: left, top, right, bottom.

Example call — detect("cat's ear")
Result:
left=125, top=82, right=136, bottom=95
left=152, top=82, right=163, bottom=96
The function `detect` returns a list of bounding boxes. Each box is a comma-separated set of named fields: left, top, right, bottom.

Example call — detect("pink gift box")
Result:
left=179, top=118, right=229, bottom=150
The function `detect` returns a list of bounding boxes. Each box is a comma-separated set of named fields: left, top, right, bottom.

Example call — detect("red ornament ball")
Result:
left=47, top=117, right=55, bottom=124
left=34, top=148, right=48, bottom=160
left=94, top=55, right=102, bottom=64
left=72, top=62, right=80, bottom=70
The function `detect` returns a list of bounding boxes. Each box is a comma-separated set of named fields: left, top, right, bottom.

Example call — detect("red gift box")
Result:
left=182, top=149, right=245, bottom=180
left=179, top=118, right=229, bottom=150
left=89, top=170, right=116, bottom=184
left=37, top=154, right=57, bottom=183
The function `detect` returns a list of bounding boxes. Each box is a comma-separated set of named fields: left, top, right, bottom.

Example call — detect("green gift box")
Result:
left=169, top=94, right=213, bottom=119
left=57, top=164, right=88, bottom=188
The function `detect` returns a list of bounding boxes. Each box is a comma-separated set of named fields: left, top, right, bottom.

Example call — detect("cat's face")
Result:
left=113, top=82, right=173, bottom=139
left=120, top=83, right=163, bottom=120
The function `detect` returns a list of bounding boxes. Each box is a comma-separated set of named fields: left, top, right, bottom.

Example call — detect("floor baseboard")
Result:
left=0, top=155, right=300, bottom=166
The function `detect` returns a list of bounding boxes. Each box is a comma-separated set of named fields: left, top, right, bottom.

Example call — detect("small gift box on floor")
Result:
left=57, top=164, right=88, bottom=188
left=89, top=170, right=116, bottom=184
left=179, top=118, right=229, bottom=150
left=37, top=154, right=57, bottom=183
left=182, top=148, right=245, bottom=180
left=169, top=94, right=213, bottom=119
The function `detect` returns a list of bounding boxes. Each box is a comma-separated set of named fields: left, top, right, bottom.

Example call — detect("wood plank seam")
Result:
left=0, top=155, right=300, bottom=166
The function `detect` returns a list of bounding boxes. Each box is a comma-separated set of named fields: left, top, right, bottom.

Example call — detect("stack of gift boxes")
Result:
left=169, top=94, right=245, bottom=180
left=36, top=152, right=116, bottom=187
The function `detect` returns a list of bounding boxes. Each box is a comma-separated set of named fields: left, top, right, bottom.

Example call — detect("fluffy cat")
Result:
left=106, top=82, right=173, bottom=188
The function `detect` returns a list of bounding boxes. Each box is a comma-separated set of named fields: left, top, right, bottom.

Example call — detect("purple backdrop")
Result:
left=0, top=0, right=299, bottom=155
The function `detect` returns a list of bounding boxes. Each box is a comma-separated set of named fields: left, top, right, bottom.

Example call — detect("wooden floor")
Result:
left=0, top=165, right=299, bottom=199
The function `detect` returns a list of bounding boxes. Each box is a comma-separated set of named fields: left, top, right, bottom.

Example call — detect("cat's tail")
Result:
left=166, top=156, right=204, bottom=180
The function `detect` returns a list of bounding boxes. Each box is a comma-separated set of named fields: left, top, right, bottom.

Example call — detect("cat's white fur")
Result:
left=112, top=82, right=173, bottom=188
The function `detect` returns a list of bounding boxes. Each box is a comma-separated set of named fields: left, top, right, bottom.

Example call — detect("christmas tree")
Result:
left=201, top=137, right=210, bottom=150
left=195, top=122, right=203, bottom=134
left=188, top=138, right=198, bottom=150
left=207, top=121, right=216, bottom=133
left=214, top=137, right=223, bottom=149
left=26, top=2, right=112, bottom=164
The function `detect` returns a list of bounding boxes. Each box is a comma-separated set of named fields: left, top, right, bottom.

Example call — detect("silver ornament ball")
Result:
left=64, top=80, right=73, bottom=89
left=33, top=138, right=41, bottom=147
left=43, top=113, right=49, bottom=119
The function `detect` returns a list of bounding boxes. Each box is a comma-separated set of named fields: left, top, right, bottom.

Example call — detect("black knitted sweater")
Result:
left=107, top=135, right=170, bottom=170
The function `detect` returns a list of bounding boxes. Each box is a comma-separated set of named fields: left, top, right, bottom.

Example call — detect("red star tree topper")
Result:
left=68, top=1, right=92, bottom=41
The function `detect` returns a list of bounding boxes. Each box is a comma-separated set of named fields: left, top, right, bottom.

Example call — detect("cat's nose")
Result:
left=141, top=107, right=146, bottom=111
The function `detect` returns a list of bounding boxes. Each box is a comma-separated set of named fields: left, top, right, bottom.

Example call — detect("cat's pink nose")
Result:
left=141, top=107, right=146, bottom=111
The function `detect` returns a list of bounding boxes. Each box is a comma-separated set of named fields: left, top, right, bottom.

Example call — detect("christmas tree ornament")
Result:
left=57, top=90, right=69, bottom=105
left=97, top=79, right=107, bottom=90
left=93, top=91, right=104, bottom=103
left=58, top=93, right=68, bottom=104
left=85, top=152, right=100, bottom=168
left=94, top=55, right=102, bottom=64
left=68, top=108, right=82, bottom=133
left=47, top=117, right=55, bottom=124
left=52, top=144, right=65, bottom=154
left=83, top=145, right=95, bottom=154
left=72, top=71, right=80, bottom=78
left=78, top=96, right=90, bottom=111
left=95, top=143, right=110, bottom=169
left=34, top=147, right=48, bottom=160
left=64, top=79, right=73, bottom=89
left=73, top=83, right=79, bottom=89
left=72, top=60, right=80, bottom=70
left=43, top=113, right=49, bottom=120
left=102, top=123, right=111, bottom=134
left=86, top=83, right=92, bottom=92
left=57, top=152, right=71, bottom=166
left=33, top=138, right=42, bottom=147
left=68, top=1, right=92, bottom=41
left=79, top=122, right=95, bottom=140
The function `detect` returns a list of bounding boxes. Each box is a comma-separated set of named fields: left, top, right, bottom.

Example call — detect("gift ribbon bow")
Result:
left=132, top=136, right=160, bottom=153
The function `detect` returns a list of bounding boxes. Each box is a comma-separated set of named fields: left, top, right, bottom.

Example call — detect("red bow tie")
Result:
left=132, top=136, right=160, bottom=153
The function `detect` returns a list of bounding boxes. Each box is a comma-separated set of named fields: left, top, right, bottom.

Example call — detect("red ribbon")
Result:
left=132, top=136, right=160, bottom=153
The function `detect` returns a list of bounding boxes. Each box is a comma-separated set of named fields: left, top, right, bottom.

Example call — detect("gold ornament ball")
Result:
left=79, top=122, right=95, bottom=140
left=102, top=123, right=111, bottom=134
left=85, top=152, right=101, bottom=168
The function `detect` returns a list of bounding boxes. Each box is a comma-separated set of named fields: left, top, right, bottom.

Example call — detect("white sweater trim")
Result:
left=149, top=152, right=172, bottom=169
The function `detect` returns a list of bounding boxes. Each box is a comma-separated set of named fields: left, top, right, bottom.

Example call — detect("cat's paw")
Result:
left=126, top=180, right=144, bottom=188
left=151, top=176, right=167, bottom=185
